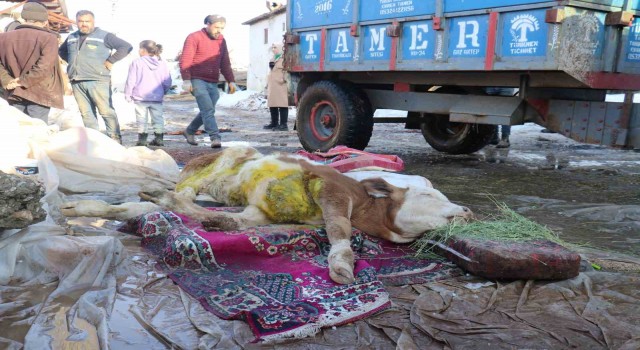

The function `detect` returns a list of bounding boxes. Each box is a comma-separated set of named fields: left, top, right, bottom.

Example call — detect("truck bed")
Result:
left=286, top=0, right=640, bottom=90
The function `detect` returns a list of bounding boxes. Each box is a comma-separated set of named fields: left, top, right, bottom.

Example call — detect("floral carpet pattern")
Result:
left=120, top=209, right=458, bottom=341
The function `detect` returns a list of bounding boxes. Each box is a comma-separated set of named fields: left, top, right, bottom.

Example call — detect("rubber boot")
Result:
left=264, top=108, right=279, bottom=129
left=136, top=133, right=148, bottom=146
left=274, top=110, right=288, bottom=131
left=149, top=133, right=164, bottom=147
left=489, top=131, right=499, bottom=145
left=274, top=123, right=288, bottom=131
left=496, top=136, right=510, bottom=148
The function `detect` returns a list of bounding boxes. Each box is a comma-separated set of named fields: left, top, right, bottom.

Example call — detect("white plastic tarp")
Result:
left=0, top=100, right=178, bottom=349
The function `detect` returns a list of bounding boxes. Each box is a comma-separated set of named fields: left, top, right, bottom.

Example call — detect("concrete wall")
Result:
left=246, top=12, right=286, bottom=92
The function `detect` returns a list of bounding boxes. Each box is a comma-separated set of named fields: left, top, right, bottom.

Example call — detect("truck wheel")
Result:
left=420, top=115, right=496, bottom=154
left=297, top=81, right=373, bottom=151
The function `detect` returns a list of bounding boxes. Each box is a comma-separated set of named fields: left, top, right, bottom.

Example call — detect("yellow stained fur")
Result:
left=176, top=156, right=245, bottom=195
left=176, top=151, right=326, bottom=223
left=263, top=173, right=323, bottom=222
left=240, top=162, right=297, bottom=201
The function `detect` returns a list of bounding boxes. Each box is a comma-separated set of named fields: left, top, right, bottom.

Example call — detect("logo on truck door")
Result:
left=449, top=15, right=488, bottom=57
left=502, top=11, right=547, bottom=57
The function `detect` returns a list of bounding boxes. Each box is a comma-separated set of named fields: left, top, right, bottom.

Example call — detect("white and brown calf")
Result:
left=61, top=146, right=473, bottom=284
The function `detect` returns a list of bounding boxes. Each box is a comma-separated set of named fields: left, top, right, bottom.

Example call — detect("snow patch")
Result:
left=606, top=94, right=640, bottom=103
left=217, top=90, right=266, bottom=110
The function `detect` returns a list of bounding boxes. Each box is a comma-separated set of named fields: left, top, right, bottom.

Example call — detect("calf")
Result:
left=61, top=146, right=473, bottom=284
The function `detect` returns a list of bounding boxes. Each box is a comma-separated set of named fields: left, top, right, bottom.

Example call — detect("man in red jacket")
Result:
left=180, top=14, right=239, bottom=148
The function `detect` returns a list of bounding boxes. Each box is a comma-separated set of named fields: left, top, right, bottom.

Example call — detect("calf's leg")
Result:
left=139, top=189, right=270, bottom=230
left=60, top=200, right=161, bottom=220
left=318, top=196, right=356, bottom=284
left=201, top=205, right=271, bottom=231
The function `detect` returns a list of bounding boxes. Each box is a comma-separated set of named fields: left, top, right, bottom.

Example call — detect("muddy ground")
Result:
left=129, top=94, right=640, bottom=259
left=3, top=93, right=639, bottom=349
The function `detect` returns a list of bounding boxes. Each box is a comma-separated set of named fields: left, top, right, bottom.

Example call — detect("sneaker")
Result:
left=263, top=123, right=278, bottom=130
left=496, top=139, right=510, bottom=148
left=183, top=131, right=198, bottom=145
left=273, top=124, right=288, bottom=131
left=210, top=139, right=222, bottom=148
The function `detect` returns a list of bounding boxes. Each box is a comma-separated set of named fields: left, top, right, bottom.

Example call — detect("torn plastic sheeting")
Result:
left=0, top=224, right=66, bottom=285
left=0, top=224, right=124, bottom=350
left=0, top=115, right=134, bottom=349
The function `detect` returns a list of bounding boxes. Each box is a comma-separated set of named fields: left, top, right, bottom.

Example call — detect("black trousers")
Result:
left=269, top=107, right=288, bottom=125
left=9, top=101, right=50, bottom=123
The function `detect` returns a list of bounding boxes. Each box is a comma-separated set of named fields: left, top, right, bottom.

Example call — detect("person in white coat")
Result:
left=264, top=43, right=289, bottom=131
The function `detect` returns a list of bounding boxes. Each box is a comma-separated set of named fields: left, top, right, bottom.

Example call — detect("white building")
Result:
left=242, top=6, right=286, bottom=92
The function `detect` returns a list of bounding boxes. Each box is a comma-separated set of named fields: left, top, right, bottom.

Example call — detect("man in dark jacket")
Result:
left=179, top=14, right=238, bottom=148
left=59, top=10, right=132, bottom=143
left=0, top=2, right=64, bottom=122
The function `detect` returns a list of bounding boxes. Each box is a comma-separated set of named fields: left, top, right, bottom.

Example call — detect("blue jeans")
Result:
left=186, top=79, right=220, bottom=140
left=485, top=87, right=517, bottom=97
left=500, top=125, right=511, bottom=138
left=9, top=101, right=50, bottom=123
left=72, top=80, right=121, bottom=138
left=134, top=101, right=164, bottom=134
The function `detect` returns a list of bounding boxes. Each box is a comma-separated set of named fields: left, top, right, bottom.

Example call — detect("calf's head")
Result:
left=361, top=178, right=473, bottom=243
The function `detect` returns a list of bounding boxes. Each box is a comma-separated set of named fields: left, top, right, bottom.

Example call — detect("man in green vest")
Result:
left=59, top=10, right=132, bottom=144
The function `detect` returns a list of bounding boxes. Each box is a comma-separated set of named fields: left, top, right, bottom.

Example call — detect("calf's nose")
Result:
left=462, top=206, right=474, bottom=219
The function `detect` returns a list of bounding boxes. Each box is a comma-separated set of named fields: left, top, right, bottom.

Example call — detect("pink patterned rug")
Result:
left=120, top=208, right=459, bottom=342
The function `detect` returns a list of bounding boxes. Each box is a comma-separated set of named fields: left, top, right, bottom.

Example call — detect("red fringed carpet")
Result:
left=120, top=208, right=459, bottom=341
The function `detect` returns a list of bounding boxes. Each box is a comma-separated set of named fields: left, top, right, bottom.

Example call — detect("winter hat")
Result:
left=21, top=2, right=49, bottom=22
left=204, top=14, right=226, bottom=25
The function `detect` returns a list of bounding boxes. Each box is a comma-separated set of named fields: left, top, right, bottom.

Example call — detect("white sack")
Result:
left=43, top=127, right=179, bottom=194
left=0, top=99, right=50, bottom=173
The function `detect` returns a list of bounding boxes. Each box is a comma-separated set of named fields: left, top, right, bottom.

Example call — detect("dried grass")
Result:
left=412, top=201, right=569, bottom=259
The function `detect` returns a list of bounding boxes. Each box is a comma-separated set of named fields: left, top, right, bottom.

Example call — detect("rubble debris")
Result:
left=0, top=171, right=46, bottom=229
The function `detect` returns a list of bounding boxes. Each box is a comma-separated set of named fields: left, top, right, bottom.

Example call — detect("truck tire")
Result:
left=297, top=81, right=373, bottom=151
left=420, top=116, right=496, bottom=154
left=419, top=86, right=496, bottom=154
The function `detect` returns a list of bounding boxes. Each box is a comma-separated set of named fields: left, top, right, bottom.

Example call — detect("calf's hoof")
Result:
left=202, top=216, right=240, bottom=231
left=329, top=261, right=355, bottom=285
left=139, top=188, right=175, bottom=206
left=328, top=246, right=355, bottom=284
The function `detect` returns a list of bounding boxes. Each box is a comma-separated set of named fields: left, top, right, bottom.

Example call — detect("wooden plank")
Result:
left=0, top=1, right=25, bottom=16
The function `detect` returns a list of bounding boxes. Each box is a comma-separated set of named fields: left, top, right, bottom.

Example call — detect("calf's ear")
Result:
left=361, top=178, right=395, bottom=198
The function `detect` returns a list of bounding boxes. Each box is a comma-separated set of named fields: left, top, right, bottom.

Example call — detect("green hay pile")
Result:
left=412, top=202, right=568, bottom=259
